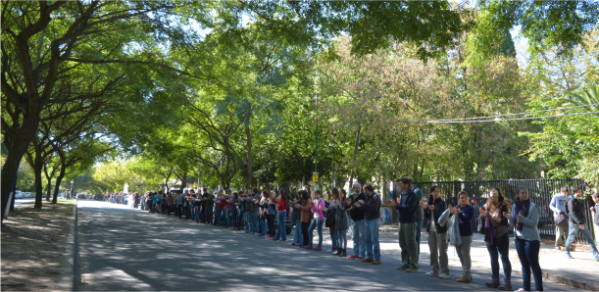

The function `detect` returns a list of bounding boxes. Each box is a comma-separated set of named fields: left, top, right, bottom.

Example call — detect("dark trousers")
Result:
left=302, top=221, right=310, bottom=246
left=267, top=214, right=276, bottom=237
left=147, top=201, right=153, bottom=212
left=486, top=233, right=512, bottom=280
left=515, top=238, right=543, bottom=291
left=200, top=206, right=207, bottom=223
left=176, top=205, right=183, bottom=218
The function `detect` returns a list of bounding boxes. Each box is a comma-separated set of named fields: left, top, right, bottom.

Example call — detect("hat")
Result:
left=226, top=189, right=232, bottom=193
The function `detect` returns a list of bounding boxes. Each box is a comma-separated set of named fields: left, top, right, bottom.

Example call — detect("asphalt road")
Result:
left=76, top=201, right=581, bottom=291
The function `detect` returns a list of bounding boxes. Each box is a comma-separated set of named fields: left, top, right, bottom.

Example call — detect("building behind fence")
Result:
left=392, top=179, right=594, bottom=244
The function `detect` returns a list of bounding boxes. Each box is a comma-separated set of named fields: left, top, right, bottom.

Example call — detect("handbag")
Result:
left=476, top=214, right=486, bottom=234
left=556, top=212, right=569, bottom=229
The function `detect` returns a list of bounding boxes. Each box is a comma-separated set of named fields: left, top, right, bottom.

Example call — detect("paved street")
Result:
left=76, top=201, right=581, bottom=291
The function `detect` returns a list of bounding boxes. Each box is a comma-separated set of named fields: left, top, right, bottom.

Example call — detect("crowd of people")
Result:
left=100, top=177, right=599, bottom=292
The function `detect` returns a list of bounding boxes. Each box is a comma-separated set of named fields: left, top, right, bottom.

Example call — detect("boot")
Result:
left=340, top=249, right=347, bottom=257
left=498, top=278, right=512, bottom=291
left=485, top=277, right=500, bottom=288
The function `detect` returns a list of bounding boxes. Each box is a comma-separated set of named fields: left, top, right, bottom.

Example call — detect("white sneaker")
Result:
left=425, top=271, right=438, bottom=277
left=439, top=273, right=449, bottom=279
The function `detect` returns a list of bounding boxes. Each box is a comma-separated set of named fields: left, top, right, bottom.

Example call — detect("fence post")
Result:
left=453, top=181, right=460, bottom=206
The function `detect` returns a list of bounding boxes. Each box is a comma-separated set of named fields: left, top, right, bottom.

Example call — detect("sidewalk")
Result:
left=374, top=224, right=599, bottom=291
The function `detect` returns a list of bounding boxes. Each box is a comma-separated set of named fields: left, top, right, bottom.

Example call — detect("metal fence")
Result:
left=405, top=179, right=594, bottom=244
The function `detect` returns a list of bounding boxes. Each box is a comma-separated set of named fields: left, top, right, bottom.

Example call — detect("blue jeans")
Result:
left=565, top=222, right=599, bottom=257
left=487, top=233, right=512, bottom=280
left=243, top=212, right=249, bottom=230
left=274, top=211, right=287, bottom=241
left=515, top=238, right=543, bottom=291
left=352, top=219, right=366, bottom=258
left=252, top=211, right=260, bottom=233
left=215, top=209, right=222, bottom=225
left=309, top=218, right=324, bottom=247
left=193, top=206, right=200, bottom=222
left=260, top=218, right=268, bottom=236
left=293, top=219, right=303, bottom=245
left=364, top=219, right=380, bottom=260
left=225, top=209, right=231, bottom=226
left=416, top=219, right=423, bottom=255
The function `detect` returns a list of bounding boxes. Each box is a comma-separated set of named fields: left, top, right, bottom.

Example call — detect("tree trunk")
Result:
left=245, top=112, right=253, bottom=189
left=52, top=162, right=67, bottom=204
left=33, top=155, right=44, bottom=209
left=1, top=134, right=37, bottom=222
left=43, top=164, right=52, bottom=202
left=349, top=125, right=361, bottom=187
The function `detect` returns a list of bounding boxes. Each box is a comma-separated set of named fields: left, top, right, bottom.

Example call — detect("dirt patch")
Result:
left=1, top=200, right=74, bottom=291
left=540, top=238, right=591, bottom=252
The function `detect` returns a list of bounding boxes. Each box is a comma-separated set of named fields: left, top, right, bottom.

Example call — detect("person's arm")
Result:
left=433, top=201, right=447, bottom=220
left=519, top=205, right=539, bottom=228
left=549, top=196, right=559, bottom=214
left=396, top=194, right=417, bottom=213
left=457, top=205, right=473, bottom=223
left=498, top=205, right=509, bottom=226
left=361, top=194, right=381, bottom=212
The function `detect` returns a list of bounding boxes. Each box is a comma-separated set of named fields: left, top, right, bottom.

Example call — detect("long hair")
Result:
left=331, top=188, right=340, bottom=199
left=485, top=187, right=510, bottom=211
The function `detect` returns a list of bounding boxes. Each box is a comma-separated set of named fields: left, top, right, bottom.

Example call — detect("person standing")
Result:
left=356, top=184, right=381, bottom=265
left=215, top=191, right=224, bottom=226
left=273, top=190, right=288, bottom=241
left=291, top=192, right=304, bottom=246
left=479, top=187, right=512, bottom=290
left=295, top=190, right=313, bottom=248
left=249, top=189, right=261, bottom=234
left=564, top=187, right=599, bottom=261
left=307, top=190, right=326, bottom=251
left=505, top=187, right=543, bottom=292
left=549, top=187, right=571, bottom=250
left=224, top=189, right=232, bottom=227
left=200, top=188, right=208, bottom=223
left=206, top=190, right=215, bottom=225
left=413, top=184, right=425, bottom=255
left=146, top=192, right=154, bottom=213
left=422, top=186, right=449, bottom=278
left=334, top=189, right=350, bottom=257
left=449, top=191, right=474, bottom=283
left=387, top=177, right=419, bottom=273
left=325, top=189, right=339, bottom=253
left=266, top=191, right=277, bottom=239
left=346, top=183, right=367, bottom=260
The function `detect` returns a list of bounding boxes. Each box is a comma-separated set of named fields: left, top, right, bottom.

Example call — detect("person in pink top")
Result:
left=307, top=190, right=326, bottom=251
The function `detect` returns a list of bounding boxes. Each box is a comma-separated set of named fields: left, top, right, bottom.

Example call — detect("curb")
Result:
left=58, top=201, right=78, bottom=291
left=541, top=271, right=599, bottom=291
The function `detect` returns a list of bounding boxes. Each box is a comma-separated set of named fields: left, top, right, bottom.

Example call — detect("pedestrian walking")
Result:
left=479, top=187, right=512, bottom=290
left=505, top=187, right=544, bottom=292
left=564, top=187, right=599, bottom=261
left=549, top=187, right=571, bottom=251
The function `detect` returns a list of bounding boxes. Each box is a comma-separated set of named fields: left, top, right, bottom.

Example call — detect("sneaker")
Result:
left=564, top=252, right=573, bottom=259
left=372, top=260, right=381, bottom=265
left=485, top=277, right=500, bottom=288
left=361, top=258, right=373, bottom=263
left=396, top=265, right=409, bottom=271
left=314, top=246, right=322, bottom=251
left=332, top=249, right=339, bottom=255
left=555, top=246, right=561, bottom=251
left=594, top=254, right=599, bottom=261
left=347, top=255, right=357, bottom=259
left=497, top=278, right=512, bottom=291
left=326, top=249, right=334, bottom=253
left=456, top=277, right=471, bottom=283
left=291, top=243, right=297, bottom=246
left=425, top=271, right=439, bottom=277
left=265, top=236, right=272, bottom=239
left=438, top=273, right=449, bottom=279
left=405, top=267, right=418, bottom=273
left=305, top=245, right=314, bottom=250
left=514, top=288, right=529, bottom=292
left=355, top=257, right=365, bottom=261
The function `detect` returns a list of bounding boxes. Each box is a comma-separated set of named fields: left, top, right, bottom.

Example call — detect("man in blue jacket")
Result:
left=388, top=177, right=419, bottom=273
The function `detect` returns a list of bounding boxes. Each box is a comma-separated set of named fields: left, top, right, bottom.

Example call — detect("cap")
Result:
left=226, top=189, right=232, bottom=193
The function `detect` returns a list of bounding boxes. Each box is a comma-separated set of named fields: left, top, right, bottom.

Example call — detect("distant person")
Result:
left=549, top=187, right=571, bottom=250
left=346, top=183, right=366, bottom=260
left=422, top=186, right=449, bottom=278
left=334, top=188, right=350, bottom=257
left=358, top=184, right=381, bottom=265
left=449, top=191, right=474, bottom=283
left=387, top=177, right=419, bottom=273
left=564, top=187, right=599, bottom=261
